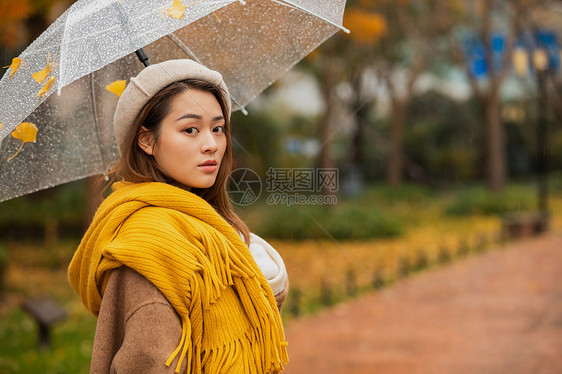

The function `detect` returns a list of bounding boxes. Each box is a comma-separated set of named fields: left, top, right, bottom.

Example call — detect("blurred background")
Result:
left=0, top=0, right=561, bottom=372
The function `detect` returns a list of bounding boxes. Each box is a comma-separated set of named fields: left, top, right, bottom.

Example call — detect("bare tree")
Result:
left=435, top=0, right=524, bottom=192
left=308, top=0, right=432, bottom=186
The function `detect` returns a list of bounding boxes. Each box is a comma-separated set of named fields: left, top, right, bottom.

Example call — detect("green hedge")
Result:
left=446, top=185, right=536, bottom=216
left=245, top=201, right=403, bottom=240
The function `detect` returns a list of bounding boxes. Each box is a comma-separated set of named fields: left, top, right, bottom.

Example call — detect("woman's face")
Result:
left=138, top=89, right=227, bottom=189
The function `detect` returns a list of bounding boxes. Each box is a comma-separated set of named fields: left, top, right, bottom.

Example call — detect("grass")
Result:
left=1, top=182, right=561, bottom=373
left=0, top=241, right=96, bottom=374
left=0, top=308, right=95, bottom=374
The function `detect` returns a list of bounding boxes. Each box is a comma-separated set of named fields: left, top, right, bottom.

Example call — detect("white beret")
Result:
left=113, top=59, right=231, bottom=153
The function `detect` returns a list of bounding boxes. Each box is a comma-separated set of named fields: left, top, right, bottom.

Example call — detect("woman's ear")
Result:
left=137, top=127, right=155, bottom=155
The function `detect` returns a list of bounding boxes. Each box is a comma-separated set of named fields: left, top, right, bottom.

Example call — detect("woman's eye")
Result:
left=213, top=126, right=225, bottom=134
left=184, top=127, right=198, bottom=135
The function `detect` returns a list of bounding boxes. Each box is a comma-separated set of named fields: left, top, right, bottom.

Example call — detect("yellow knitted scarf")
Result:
left=68, top=182, right=288, bottom=373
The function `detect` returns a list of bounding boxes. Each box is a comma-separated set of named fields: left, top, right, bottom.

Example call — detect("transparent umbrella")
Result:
left=0, top=0, right=348, bottom=202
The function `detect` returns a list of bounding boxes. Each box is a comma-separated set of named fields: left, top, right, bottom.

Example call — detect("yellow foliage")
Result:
left=32, top=54, right=51, bottom=83
left=344, top=9, right=387, bottom=45
left=36, top=76, right=55, bottom=97
left=446, top=0, right=467, bottom=13
left=8, top=122, right=39, bottom=162
left=4, top=57, right=22, bottom=79
left=272, top=212, right=501, bottom=293
left=167, top=0, right=186, bottom=19
left=105, top=80, right=127, bottom=97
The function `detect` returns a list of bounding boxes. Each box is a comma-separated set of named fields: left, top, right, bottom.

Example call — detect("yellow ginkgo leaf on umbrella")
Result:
left=32, top=54, right=51, bottom=83
left=36, top=76, right=56, bottom=97
left=0, top=123, right=3, bottom=130
left=7, top=122, right=39, bottom=162
left=167, top=0, right=186, bottom=19
left=12, top=122, right=38, bottom=142
left=3, top=57, right=22, bottom=79
left=105, top=80, right=127, bottom=97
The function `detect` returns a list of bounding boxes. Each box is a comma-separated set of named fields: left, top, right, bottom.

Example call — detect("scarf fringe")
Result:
left=165, top=261, right=288, bottom=372
left=167, top=325, right=288, bottom=374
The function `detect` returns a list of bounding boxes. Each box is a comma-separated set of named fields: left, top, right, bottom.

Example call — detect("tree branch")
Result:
left=493, top=0, right=523, bottom=97
left=447, top=32, right=486, bottom=102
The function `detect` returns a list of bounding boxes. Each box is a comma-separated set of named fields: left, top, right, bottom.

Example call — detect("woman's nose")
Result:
left=201, top=130, right=218, bottom=153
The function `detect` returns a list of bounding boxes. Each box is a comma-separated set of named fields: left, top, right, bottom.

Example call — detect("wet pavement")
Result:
left=283, top=234, right=562, bottom=374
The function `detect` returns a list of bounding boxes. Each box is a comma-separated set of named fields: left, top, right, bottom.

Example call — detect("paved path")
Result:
left=283, top=234, right=562, bottom=374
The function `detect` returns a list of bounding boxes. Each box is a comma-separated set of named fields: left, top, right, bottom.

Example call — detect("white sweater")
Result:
left=241, top=232, right=288, bottom=296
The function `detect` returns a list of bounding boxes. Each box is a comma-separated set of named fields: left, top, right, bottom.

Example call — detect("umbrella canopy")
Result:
left=0, top=0, right=348, bottom=202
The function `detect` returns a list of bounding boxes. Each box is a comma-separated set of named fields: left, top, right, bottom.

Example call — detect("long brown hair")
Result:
left=103, top=79, right=250, bottom=243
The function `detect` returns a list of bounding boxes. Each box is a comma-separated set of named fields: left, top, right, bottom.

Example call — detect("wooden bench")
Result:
left=21, top=296, right=67, bottom=350
left=501, top=212, right=550, bottom=240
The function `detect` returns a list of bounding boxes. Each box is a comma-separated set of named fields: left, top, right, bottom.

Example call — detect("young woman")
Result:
left=68, top=59, right=289, bottom=373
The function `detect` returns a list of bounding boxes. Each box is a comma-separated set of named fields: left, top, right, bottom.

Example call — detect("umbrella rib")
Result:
left=166, top=33, right=248, bottom=115
left=270, top=0, right=350, bottom=34
left=89, top=71, right=108, bottom=172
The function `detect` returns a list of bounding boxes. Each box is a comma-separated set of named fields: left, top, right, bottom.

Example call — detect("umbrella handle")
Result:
left=135, top=48, right=150, bottom=67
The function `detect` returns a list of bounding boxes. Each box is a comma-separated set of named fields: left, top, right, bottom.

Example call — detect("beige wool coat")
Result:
left=90, top=266, right=289, bottom=373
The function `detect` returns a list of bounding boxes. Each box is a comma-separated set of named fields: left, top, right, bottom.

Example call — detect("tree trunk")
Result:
left=317, top=60, right=336, bottom=172
left=318, top=103, right=334, bottom=172
left=485, top=95, right=506, bottom=192
left=387, top=99, right=407, bottom=185
left=317, top=97, right=337, bottom=198
left=350, top=77, right=367, bottom=166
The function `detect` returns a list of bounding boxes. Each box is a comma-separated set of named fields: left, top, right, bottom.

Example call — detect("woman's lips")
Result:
left=198, top=160, right=217, bottom=172
left=198, top=165, right=217, bottom=172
